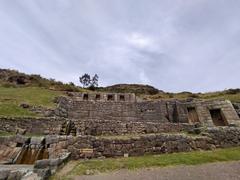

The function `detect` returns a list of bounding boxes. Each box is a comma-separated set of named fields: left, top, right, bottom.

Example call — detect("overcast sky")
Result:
left=0, top=0, right=240, bottom=92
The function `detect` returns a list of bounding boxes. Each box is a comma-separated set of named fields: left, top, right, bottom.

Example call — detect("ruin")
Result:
left=1, top=92, right=240, bottom=179
left=56, top=92, right=240, bottom=128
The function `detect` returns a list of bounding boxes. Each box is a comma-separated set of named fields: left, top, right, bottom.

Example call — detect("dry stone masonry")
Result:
left=57, top=92, right=240, bottom=134
left=1, top=92, right=240, bottom=179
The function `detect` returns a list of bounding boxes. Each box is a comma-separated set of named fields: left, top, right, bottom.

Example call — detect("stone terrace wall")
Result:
left=1, top=127, right=240, bottom=161
left=49, top=127, right=240, bottom=159
left=64, top=100, right=185, bottom=123
left=0, top=117, right=65, bottom=135
left=73, top=120, right=195, bottom=136
left=57, top=94, right=240, bottom=127
left=0, top=117, right=195, bottom=136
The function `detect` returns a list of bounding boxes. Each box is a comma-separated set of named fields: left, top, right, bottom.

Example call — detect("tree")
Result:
left=79, top=73, right=99, bottom=89
left=79, top=73, right=91, bottom=88
left=91, top=74, right=99, bottom=87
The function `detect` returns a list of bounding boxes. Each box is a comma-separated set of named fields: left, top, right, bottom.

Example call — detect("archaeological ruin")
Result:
left=1, top=92, right=240, bottom=179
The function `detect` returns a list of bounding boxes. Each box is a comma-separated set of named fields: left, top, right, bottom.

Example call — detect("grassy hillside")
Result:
left=98, top=84, right=160, bottom=95
left=0, top=69, right=239, bottom=117
left=142, top=89, right=240, bottom=103
left=0, top=86, right=63, bottom=117
left=0, top=69, right=80, bottom=92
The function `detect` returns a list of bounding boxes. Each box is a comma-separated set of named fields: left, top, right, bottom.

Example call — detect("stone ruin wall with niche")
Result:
left=39, top=92, right=239, bottom=136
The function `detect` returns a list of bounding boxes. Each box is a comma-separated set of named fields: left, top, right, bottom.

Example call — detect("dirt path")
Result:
left=75, top=161, right=240, bottom=180
left=54, top=161, right=79, bottom=179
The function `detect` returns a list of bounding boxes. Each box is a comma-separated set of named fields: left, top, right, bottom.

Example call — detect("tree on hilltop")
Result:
left=79, top=73, right=99, bottom=89
left=79, top=73, right=91, bottom=88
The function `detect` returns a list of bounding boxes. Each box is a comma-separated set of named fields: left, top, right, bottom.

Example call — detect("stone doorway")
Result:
left=209, top=109, right=228, bottom=126
left=187, top=107, right=200, bottom=123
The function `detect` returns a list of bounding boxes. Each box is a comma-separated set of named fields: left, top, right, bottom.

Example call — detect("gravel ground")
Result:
left=75, top=161, right=240, bottom=180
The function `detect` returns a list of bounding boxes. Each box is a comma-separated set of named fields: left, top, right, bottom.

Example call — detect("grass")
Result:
left=96, top=132, right=200, bottom=140
left=144, top=91, right=240, bottom=102
left=57, top=147, right=240, bottom=179
left=0, top=86, right=63, bottom=117
left=0, top=130, right=45, bottom=137
left=0, top=130, right=15, bottom=136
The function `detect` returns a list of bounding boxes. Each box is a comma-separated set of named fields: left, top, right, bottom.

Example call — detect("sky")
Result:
left=0, top=0, right=240, bottom=92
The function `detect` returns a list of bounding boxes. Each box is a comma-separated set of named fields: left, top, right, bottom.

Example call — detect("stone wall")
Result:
left=47, top=127, right=240, bottom=159
left=183, top=100, right=240, bottom=126
left=57, top=93, right=240, bottom=127
left=1, top=127, right=240, bottom=164
left=0, top=117, right=195, bottom=136
left=0, top=97, right=239, bottom=136
left=0, top=117, right=65, bottom=135
left=73, top=120, right=195, bottom=136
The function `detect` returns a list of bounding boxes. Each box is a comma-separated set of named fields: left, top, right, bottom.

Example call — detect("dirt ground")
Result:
left=74, top=161, right=240, bottom=180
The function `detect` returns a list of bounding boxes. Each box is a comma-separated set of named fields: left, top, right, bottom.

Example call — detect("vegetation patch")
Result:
left=0, top=86, right=63, bottom=117
left=58, top=147, right=240, bottom=179
left=0, top=130, right=44, bottom=137
left=144, top=91, right=240, bottom=102
left=0, top=130, right=15, bottom=136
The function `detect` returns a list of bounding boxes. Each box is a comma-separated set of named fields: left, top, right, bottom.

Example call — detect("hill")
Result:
left=0, top=69, right=80, bottom=92
left=0, top=68, right=240, bottom=117
left=98, top=84, right=161, bottom=95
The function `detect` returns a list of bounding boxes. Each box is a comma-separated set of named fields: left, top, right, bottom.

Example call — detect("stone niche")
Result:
left=187, top=107, right=200, bottom=123
left=107, top=94, right=115, bottom=101
left=209, top=109, right=228, bottom=126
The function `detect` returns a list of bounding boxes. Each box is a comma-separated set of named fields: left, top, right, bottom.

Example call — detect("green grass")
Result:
left=0, top=86, right=63, bottom=117
left=0, top=130, right=45, bottom=137
left=0, top=130, right=15, bottom=136
left=144, top=91, right=240, bottom=102
left=61, top=147, right=240, bottom=178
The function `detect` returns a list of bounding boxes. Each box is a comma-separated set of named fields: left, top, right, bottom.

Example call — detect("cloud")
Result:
left=125, top=32, right=155, bottom=49
left=0, top=0, right=240, bottom=92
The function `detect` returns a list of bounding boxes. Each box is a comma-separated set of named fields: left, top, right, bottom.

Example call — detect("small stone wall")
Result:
left=0, top=117, right=65, bottom=135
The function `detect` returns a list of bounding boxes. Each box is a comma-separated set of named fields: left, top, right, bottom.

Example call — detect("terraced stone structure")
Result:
left=1, top=92, right=240, bottom=179
left=55, top=92, right=240, bottom=136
